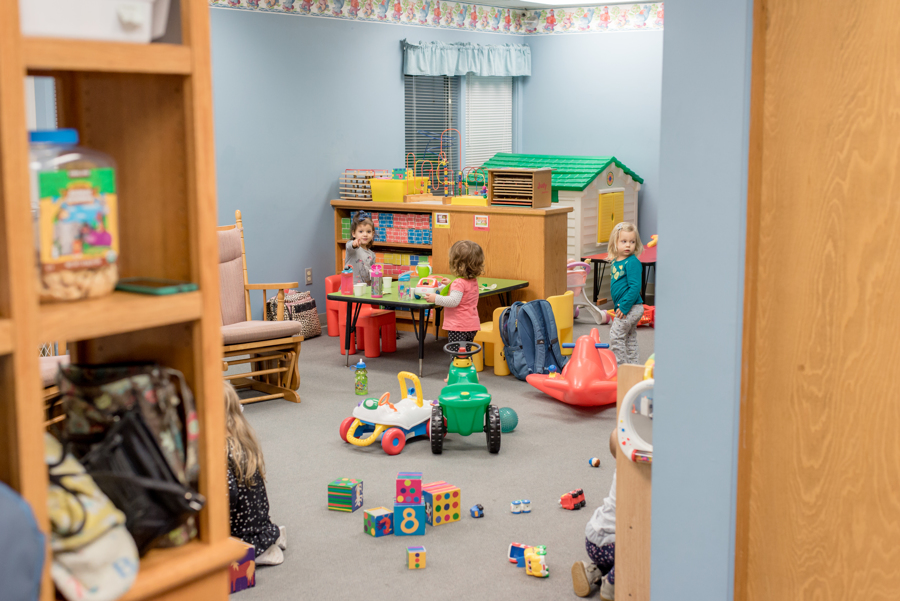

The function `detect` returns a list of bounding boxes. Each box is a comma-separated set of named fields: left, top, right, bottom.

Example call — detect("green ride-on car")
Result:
left=430, top=342, right=501, bottom=454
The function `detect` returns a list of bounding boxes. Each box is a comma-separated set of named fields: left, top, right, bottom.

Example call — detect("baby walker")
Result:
left=567, top=261, right=610, bottom=325
left=339, top=372, right=432, bottom=455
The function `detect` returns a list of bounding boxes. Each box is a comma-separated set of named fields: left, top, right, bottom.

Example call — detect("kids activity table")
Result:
left=582, top=246, right=657, bottom=305
left=327, top=276, right=528, bottom=376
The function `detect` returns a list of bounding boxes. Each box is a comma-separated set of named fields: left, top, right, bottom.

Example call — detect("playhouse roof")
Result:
left=478, top=153, right=644, bottom=191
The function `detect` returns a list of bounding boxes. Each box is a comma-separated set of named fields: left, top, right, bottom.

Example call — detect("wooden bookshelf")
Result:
left=0, top=1, right=243, bottom=599
left=338, top=239, right=432, bottom=250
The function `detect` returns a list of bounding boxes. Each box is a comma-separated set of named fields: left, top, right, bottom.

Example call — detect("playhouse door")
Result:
left=598, top=191, right=624, bottom=243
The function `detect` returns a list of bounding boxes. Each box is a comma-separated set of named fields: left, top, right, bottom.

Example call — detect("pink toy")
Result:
left=525, top=328, right=617, bottom=407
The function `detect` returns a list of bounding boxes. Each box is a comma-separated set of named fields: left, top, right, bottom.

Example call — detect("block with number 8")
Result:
left=394, top=503, right=426, bottom=536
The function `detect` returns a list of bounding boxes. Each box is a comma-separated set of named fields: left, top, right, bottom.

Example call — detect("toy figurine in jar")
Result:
left=29, top=129, right=119, bottom=302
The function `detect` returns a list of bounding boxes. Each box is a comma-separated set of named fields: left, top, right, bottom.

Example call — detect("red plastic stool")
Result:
left=357, top=310, right=397, bottom=358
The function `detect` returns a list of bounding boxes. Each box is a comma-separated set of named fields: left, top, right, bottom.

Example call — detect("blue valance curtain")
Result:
left=401, top=40, right=531, bottom=77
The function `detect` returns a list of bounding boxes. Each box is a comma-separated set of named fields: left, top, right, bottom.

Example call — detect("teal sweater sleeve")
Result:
left=610, top=255, right=643, bottom=315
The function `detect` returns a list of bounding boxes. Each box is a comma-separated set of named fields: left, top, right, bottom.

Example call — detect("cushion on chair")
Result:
left=218, top=228, right=246, bottom=326
left=40, top=354, right=70, bottom=388
left=222, top=320, right=302, bottom=346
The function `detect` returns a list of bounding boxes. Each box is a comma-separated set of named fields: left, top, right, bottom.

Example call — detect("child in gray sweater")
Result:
left=345, top=212, right=375, bottom=285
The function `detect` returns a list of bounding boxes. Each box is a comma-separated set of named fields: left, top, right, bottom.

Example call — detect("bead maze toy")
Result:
left=525, top=328, right=617, bottom=407
left=339, top=372, right=431, bottom=455
left=430, top=342, right=501, bottom=454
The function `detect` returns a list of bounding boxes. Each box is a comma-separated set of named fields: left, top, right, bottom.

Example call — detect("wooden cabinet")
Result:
left=331, top=200, right=571, bottom=324
left=0, top=1, right=245, bottom=599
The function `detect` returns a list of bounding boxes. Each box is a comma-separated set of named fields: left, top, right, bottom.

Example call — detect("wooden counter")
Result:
left=331, top=200, right=572, bottom=317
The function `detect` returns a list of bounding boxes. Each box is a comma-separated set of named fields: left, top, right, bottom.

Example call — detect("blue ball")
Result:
left=499, top=407, right=518, bottom=433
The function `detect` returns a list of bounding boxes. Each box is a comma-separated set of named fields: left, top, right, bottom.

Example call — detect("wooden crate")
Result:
left=339, top=169, right=390, bottom=201
left=488, top=168, right=553, bottom=209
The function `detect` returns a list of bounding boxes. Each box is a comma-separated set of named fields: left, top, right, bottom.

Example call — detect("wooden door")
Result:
left=736, top=0, right=900, bottom=599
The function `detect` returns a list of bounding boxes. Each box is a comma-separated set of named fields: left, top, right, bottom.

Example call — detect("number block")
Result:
left=407, top=546, right=426, bottom=569
left=394, top=502, right=426, bottom=536
left=396, top=471, right=423, bottom=505
left=328, top=478, right=363, bottom=512
left=364, top=507, right=393, bottom=537
left=423, top=481, right=461, bottom=526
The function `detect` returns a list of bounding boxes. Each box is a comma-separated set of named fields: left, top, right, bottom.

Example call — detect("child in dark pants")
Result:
left=572, top=430, right=618, bottom=599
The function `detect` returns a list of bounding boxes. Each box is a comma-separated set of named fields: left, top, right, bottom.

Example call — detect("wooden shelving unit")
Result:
left=337, top=239, right=432, bottom=250
left=0, top=1, right=245, bottom=600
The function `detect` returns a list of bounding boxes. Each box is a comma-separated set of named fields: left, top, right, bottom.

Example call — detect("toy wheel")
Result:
left=485, top=405, right=501, bottom=454
left=339, top=416, right=356, bottom=443
left=381, top=428, right=406, bottom=455
left=431, top=406, right=445, bottom=454
left=426, top=415, right=447, bottom=440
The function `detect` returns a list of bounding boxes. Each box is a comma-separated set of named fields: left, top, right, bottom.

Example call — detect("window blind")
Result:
left=465, top=74, right=512, bottom=168
left=404, top=75, right=460, bottom=175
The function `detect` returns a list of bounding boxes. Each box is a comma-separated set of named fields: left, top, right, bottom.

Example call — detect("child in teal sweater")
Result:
left=608, top=222, right=644, bottom=365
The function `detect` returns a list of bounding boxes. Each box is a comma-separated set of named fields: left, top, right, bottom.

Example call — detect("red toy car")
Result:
left=559, top=488, right=586, bottom=510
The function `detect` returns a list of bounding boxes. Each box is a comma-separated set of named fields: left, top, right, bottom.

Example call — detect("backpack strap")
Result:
left=499, top=302, right=523, bottom=348
left=520, top=302, right=547, bottom=375
left=537, top=300, right=568, bottom=370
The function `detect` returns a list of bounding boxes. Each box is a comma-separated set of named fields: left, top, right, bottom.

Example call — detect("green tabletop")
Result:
left=326, top=276, right=528, bottom=308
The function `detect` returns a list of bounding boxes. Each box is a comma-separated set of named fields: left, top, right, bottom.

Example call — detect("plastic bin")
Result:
left=370, top=177, right=430, bottom=203
left=20, top=0, right=172, bottom=43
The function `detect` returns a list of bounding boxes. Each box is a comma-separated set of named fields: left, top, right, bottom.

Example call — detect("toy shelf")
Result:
left=0, top=1, right=243, bottom=600
left=0, top=319, right=12, bottom=355
left=23, top=38, right=193, bottom=74
left=39, top=291, right=203, bottom=343
left=338, top=239, right=432, bottom=250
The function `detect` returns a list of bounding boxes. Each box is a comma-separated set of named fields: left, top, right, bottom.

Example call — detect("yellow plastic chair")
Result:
left=473, top=306, right=510, bottom=376
left=548, top=290, right=575, bottom=356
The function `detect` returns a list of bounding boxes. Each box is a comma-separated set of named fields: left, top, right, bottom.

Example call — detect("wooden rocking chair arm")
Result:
left=245, top=282, right=299, bottom=290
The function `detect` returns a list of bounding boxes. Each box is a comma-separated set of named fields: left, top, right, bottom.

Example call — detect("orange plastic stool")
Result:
left=357, top=310, right=397, bottom=358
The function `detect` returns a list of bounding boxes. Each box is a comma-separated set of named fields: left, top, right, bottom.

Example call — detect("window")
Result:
left=404, top=75, right=460, bottom=175
left=465, top=74, right=513, bottom=168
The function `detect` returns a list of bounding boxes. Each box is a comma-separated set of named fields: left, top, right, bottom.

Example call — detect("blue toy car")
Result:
left=470, top=504, right=484, bottom=518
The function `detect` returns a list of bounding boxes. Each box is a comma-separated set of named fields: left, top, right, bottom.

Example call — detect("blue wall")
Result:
left=520, top=32, right=663, bottom=235
left=210, top=9, right=521, bottom=315
left=652, top=1, right=752, bottom=600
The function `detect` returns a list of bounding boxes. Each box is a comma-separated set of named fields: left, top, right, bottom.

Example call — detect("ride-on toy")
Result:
left=430, top=342, right=501, bottom=454
left=340, top=372, right=431, bottom=455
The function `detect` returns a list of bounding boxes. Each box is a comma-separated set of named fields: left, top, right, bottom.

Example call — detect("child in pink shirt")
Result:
left=424, top=240, right=484, bottom=344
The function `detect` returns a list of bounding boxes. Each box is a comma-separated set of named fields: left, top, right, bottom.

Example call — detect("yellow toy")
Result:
left=524, top=545, right=549, bottom=578
left=646, top=234, right=658, bottom=248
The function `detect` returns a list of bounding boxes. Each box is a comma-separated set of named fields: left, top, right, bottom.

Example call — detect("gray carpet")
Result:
left=233, top=313, right=653, bottom=600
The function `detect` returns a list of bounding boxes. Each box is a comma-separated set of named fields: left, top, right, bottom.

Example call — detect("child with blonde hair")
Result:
left=345, top=212, right=375, bottom=285
left=607, top=222, right=644, bottom=365
left=424, top=240, right=485, bottom=344
left=225, top=382, right=286, bottom=565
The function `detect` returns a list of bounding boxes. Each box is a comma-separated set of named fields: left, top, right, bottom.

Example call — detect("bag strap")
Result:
left=521, top=302, right=547, bottom=374
left=537, top=300, right=568, bottom=369
left=88, top=472, right=205, bottom=512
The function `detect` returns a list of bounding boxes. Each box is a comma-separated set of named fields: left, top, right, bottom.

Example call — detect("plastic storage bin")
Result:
left=370, top=177, right=430, bottom=203
left=19, top=0, right=172, bottom=43
left=30, top=129, right=119, bottom=302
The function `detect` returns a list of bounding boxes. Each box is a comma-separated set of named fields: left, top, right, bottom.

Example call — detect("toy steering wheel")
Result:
left=443, top=341, right=482, bottom=358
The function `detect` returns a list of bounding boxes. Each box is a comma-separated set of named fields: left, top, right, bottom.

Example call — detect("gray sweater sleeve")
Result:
left=345, top=241, right=373, bottom=284
left=434, top=289, right=463, bottom=307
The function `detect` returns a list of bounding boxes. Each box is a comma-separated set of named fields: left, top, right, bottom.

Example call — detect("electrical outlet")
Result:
left=305, top=268, right=313, bottom=286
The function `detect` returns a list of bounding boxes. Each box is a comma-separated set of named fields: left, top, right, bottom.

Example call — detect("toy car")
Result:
left=414, top=276, right=451, bottom=299
left=470, top=504, right=484, bottom=518
left=559, top=488, right=586, bottom=510
left=340, top=372, right=432, bottom=455
left=430, top=342, right=501, bottom=454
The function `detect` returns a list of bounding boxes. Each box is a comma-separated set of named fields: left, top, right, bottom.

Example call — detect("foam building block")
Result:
left=364, top=507, right=394, bottom=537
left=407, top=546, right=426, bottom=569
left=423, top=481, right=461, bottom=526
left=396, top=472, right=423, bottom=505
left=328, top=478, right=364, bottom=512
left=394, top=502, right=427, bottom=536
left=229, top=541, right=256, bottom=593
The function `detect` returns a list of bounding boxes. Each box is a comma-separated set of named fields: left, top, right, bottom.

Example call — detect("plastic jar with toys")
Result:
left=29, top=129, right=119, bottom=302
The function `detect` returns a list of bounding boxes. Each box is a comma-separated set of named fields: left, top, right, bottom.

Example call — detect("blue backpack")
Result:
left=499, top=300, right=568, bottom=381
